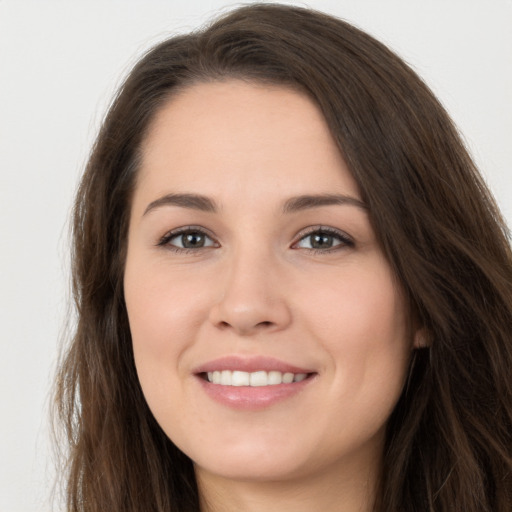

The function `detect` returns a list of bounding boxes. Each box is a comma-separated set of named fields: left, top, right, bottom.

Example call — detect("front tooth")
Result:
left=249, top=371, right=268, bottom=387
left=220, top=370, right=232, bottom=385
left=207, top=370, right=307, bottom=386
left=232, top=371, right=250, bottom=386
left=282, top=372, right=294, bottom=384
left=267, top=371, right=283, bottom=385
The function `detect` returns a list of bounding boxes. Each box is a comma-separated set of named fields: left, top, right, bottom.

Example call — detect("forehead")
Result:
left=135, top=80, right=360, bottom=207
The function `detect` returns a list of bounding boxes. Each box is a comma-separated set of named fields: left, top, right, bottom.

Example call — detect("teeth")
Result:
left=282, top=372, right=294, bottom=384
left=250, top=371, right=267, bottom=387
left=205, top=370, right=308, bottom=386
left=232, top=371, right=250, bottom=386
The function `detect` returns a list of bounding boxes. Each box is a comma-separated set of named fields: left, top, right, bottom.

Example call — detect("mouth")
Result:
left=193, top=356, right=317, bottom=410
left=200, top=370, right=311, bottom=386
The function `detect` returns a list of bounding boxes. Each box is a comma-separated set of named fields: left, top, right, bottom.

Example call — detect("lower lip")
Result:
left=196, top=375, right=314, bottom=410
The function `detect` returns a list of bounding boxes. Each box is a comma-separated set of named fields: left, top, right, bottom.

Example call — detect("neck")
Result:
left=196, top=452, right=381, bottom=512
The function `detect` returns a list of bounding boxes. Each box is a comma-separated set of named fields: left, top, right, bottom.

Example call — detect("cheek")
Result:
left=301, top=260, right=410, bottom=414
left=124, top=258, right=207, bottom=405
left=304, top=260, right=407, bottom=344
left=126, top=256, right=206, bottom=342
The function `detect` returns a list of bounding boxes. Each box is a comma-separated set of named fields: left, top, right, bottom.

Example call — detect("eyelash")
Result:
left=157, top=226, right=218, bottom=254
left=157, top=225, right=354, bottom=254
left=292, top=226, right=354, bottom=253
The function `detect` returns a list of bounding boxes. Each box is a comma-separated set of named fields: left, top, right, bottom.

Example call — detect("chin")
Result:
left=186, top=435, right=317, bottom=482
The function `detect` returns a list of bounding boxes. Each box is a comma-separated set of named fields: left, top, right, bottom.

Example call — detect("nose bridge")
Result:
left=209, top=240, right=291, bottom=335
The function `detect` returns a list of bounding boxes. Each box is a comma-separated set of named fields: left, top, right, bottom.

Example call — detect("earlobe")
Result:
left=413, top=328, right=430, bottom=349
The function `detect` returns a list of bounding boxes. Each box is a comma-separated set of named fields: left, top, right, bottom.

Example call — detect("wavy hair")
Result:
left=55, top=4, right=512, bottom=511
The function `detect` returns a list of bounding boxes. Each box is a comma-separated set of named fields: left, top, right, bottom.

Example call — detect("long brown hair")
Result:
left=55, top=4, right=512, bottom=511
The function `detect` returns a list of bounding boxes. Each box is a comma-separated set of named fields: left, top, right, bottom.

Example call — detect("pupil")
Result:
left=183, top=232, right=204, bottom=248
left=311, top=233, right=332, bottom=249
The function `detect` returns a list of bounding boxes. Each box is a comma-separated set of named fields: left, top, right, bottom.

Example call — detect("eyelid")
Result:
left=291, top=225, right=354, bottom=251
left=155, top=224, right=353, bottom=253
left=157, top=225, right=219, bottom=249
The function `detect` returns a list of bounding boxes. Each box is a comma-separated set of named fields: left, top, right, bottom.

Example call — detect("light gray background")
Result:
left=1, top=1, right=510, bottom=510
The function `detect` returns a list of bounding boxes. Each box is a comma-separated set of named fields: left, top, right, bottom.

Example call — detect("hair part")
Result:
left=55, top=4, right=512, bottom=511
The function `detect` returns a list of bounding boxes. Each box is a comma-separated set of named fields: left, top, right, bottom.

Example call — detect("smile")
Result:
left=206, top=370, right=309, bottom=386
left=194, top=356, right=316, bottom=409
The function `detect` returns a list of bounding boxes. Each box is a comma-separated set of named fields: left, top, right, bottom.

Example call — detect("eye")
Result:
left=158, top=227, right=218, bottom=251
left=293, top=227, right=354, bottom=251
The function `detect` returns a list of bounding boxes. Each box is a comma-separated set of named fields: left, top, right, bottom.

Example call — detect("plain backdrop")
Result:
left=0, top=1, right=510, bottom=510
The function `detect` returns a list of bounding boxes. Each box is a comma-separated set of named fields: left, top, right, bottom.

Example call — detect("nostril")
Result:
left=218, top=320, right=273, bottom=330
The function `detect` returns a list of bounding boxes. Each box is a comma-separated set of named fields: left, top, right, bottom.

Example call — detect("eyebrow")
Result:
left=143, top=193, right=218, bottom=216
left=143, top=192, right=368, bottom=217
left=282, top=194, right=368, bottom=213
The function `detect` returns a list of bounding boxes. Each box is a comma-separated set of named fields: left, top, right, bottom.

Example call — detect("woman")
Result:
left=55, top=3, right=512, bottom=511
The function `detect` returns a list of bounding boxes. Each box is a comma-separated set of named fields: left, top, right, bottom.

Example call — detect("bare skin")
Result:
left=124, top=80, right=419, bottom=511
left=197, top=444, right=381, bottom=512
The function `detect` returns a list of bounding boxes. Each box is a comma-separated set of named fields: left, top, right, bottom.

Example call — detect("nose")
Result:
left=208, top=249, right=292, bottom=336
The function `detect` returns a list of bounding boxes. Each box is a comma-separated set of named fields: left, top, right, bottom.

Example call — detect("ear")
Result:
left=413, top=327, right=430, bottom=349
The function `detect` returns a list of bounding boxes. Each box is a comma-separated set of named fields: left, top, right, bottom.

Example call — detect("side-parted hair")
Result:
left=55, top=4, right=512, bottom=511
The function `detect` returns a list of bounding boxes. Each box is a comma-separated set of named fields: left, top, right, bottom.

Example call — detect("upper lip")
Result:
left=193, top=355, right=314, bottom=375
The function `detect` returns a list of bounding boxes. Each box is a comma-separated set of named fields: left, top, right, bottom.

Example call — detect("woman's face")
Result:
left=124, top=80, right=418, bottom=484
